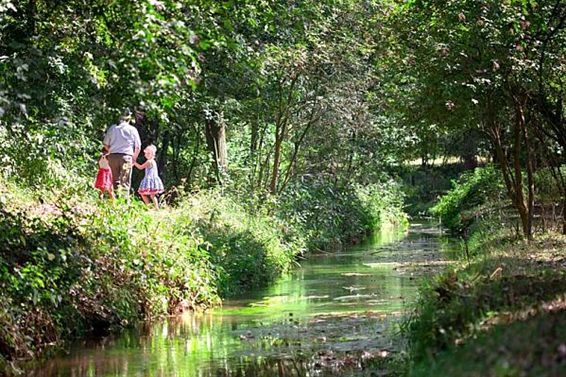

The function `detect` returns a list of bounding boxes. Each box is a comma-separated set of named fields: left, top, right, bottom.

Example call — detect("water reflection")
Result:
left=30, top=222, right=455, bottom=376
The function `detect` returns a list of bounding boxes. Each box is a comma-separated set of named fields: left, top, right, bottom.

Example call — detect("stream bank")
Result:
left=404, top=234, right=566, bottom=376
left=28, top=222, right=456, bottom=376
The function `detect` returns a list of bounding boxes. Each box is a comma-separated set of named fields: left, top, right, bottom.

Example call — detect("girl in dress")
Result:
left=94, top=146, right=115, bottom=200
left=134, top=145, right=164, bottom=209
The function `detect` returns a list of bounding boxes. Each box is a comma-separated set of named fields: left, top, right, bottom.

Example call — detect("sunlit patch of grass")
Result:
left=405, top=155, right=490, bottom=167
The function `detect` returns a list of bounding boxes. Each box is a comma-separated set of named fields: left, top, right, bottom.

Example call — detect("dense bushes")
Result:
left=175, top=193, right=302, bottom=296
left=430, top=165, right=504, bottom=233
left=0, top=187, right=293, bottom=366
left=0, top=186, right=219, bottom=366
left=277, top=179, right=407, bottom=251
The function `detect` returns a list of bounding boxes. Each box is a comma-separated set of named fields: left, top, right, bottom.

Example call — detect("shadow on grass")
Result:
left=404, top=246, right=566, bottom=371
left=410, top=303, right=566, bottom=377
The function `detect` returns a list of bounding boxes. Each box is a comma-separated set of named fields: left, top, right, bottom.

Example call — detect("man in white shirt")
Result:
left=103, top=111, right=141, bottom=197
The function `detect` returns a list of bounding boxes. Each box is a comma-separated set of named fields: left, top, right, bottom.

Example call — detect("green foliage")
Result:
left=355, top=180, right=408, bottom=231
left=430, top=165, right=504, bottom=233
left=174, top=192, right=302, bottom=296
left=0, top=0, right=415, bottom=196
left=398, top=162, right=468, bottom=216
left=0, top=178, right=313, bottom=365
left=277, top=179, right=407, bottom=252
left=390, top=0, right=565, bottom=156
left=0, top=185, right=219, bottom=362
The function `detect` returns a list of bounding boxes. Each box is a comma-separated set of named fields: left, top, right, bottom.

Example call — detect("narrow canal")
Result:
left=31, top=222, right=456, bottom=376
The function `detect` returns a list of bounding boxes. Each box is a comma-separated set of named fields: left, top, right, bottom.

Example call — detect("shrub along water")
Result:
left=0, top=174, right=407, bottom=373
left=277, top=179, right=408, bottom=252
left=0, top=184, right=221, bottom=370
left=429, top=165, right=505, bottom=234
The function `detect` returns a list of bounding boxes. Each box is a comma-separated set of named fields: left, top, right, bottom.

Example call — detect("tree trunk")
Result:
left=279, top=102, right=320, bottom=194
left=158, top=131, right=170, bottom=180
left=269, top=121, right=285, bottom=194
left=488, top=112, right=531, bottom=239
left=205, top=111, right=227, bottom=185
left=255, top=126, right=272, bottom=192
left=250, top=121, right=258, bottom=159
left=515, top=95, right=535, bottom=240
left=268, top=73, right=299, bottom=194
left=186, top=128, right=201, bottom=185
left=249, top=118, right=269, bottom=191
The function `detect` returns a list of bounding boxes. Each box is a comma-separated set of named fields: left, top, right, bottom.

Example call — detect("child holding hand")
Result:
left=134, top=145, right=164, bottom=209
left=94, top=146, right=115, bottom=200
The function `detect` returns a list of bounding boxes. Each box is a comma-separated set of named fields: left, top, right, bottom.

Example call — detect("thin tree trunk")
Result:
left=489, top=117, right=531, bottom=239
left=507, top=95, right=530, bottom=239
left=516, top=95, right=535, bottom=240
left=255, top=125, right=272, bottom=192
left=531, top=108, right=566, bottom=234
left=249, top=118, right=259, bottom=190
left=343, top=130, right=356, bottom=186
left=158, top=131, right=169, bottom=180
left=269, top=73, right=299, bottom=194
left=250, top=118, right=259, bottom=158
left=186, top=129, right=201, bottom=185
left=173, top=134, right=181, bottom=182
left=204, top=111, right=228, bottom=186
left=279, top=106, right=320, bottom=194
left=269, top=121, right=285, bottom=194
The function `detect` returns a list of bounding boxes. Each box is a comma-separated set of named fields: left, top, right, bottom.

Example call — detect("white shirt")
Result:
left=103, top=122, right=141, bottom=155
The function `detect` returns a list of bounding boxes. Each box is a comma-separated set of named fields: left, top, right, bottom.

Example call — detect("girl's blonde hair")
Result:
left=145, top=145, right=157, bottom=154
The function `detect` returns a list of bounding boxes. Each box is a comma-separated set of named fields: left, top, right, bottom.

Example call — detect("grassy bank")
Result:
left=402, top=165, right=566, bottom=376
left=404, top=233, right=566, bottom=376
left=0, top=176, right=406, bottom=374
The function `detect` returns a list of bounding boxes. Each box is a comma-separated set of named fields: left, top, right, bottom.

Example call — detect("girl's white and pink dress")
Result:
left=94, top=154, right=113, bottom=191
left=138, top=160, right=164, bottom=195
